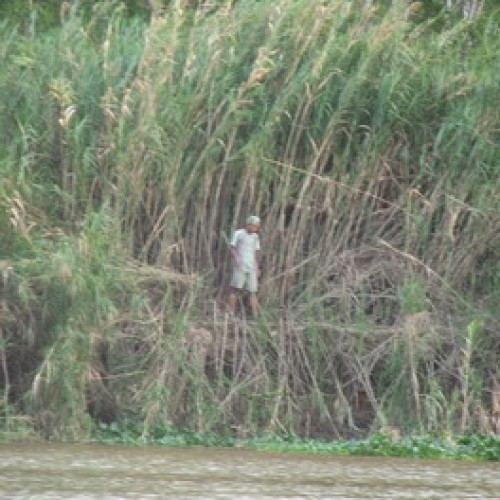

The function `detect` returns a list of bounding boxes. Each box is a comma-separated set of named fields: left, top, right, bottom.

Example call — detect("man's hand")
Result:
left=230, top=247, right=239, bottom=267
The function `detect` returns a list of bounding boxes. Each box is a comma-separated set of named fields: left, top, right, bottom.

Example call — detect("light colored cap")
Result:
left=246, top=215, right=261, bottom=225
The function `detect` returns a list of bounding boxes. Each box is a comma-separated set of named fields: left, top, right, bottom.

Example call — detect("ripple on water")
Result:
left=0, top=443, right=499, bottom=498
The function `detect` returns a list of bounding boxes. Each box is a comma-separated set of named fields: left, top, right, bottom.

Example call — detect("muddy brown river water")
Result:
left=0, top=442, right=499, bottom=499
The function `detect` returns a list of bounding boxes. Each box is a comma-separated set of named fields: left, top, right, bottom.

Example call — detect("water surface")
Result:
left=1, top=442, right=498, bottom=498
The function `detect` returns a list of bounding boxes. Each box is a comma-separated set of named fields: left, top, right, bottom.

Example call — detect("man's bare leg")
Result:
left=249, top=293, right=259, bottom=317
left=228, top=288, right=238, bottom=314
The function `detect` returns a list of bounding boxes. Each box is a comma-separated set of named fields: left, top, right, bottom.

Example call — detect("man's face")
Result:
left=246, top=224, right=260, bottom=234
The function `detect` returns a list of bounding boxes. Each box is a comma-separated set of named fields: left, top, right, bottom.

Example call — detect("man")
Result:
left=228, top=215, right=261, bottom=316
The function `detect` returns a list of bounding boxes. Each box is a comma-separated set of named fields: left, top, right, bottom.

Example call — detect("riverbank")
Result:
left=2, top=0, right=499, bottom=447
left=2, top=419, right=499, bottom=461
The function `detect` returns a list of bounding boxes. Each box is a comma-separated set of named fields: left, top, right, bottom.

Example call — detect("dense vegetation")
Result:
left=1, top=0, right=499, bottom=448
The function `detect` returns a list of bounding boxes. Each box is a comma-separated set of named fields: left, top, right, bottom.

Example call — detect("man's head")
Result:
left=246, top=215, right=261, bottom=233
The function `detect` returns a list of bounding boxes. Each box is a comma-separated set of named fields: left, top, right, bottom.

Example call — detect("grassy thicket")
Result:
left=1, top=0, right=499, bottom=442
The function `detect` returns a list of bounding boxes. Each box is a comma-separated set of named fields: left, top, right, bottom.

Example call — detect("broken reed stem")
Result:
left=407, top=323, right=423, bottom=432
left=0, top=327, right=11, bottom=427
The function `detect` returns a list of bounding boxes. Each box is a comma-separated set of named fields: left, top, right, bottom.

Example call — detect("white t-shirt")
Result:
left=231, top=229, right=260, bottom=271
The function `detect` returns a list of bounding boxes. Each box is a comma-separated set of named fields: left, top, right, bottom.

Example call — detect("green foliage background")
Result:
left=1, top=0, right=499, bottom=441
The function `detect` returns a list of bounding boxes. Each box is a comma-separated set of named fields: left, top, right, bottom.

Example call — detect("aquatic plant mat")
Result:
left=93, top=421, right=500, bottom=461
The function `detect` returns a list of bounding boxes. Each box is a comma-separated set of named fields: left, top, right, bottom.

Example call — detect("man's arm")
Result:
left=230, top=245, right=239, bottom=266
left=255, top=250, right=262, bottom=277
left=255, top=236, right=261, bottom=275
left=229, top=230, right=241, bottom=267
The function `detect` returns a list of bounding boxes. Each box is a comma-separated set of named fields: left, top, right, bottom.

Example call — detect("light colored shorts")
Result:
left=230, top=266, right=258, bottom=293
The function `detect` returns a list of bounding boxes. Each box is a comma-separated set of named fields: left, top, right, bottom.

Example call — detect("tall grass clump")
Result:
left=1, top=0, right=499, bottom=441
